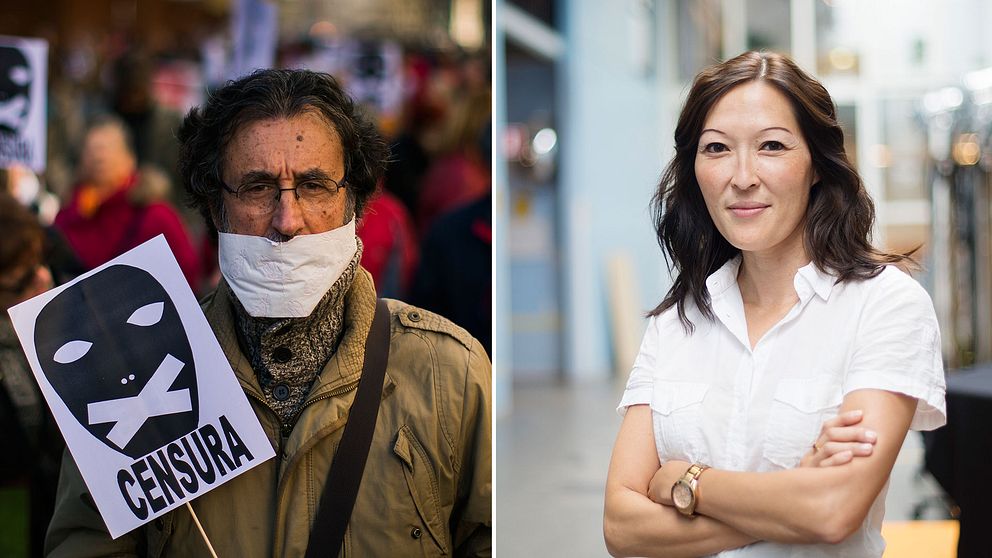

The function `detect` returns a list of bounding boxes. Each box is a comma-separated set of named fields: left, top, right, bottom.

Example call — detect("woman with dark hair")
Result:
left=604, top=51, right=945, bottom=557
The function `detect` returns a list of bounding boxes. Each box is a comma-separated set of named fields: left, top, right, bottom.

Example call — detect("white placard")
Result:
left=344, top=39, right=403, bottom=117
left=0, top=35, right=47, bottom=172
left=229, top=0, right=278, bottom=79
left=8, top=235, right=275, bottom=539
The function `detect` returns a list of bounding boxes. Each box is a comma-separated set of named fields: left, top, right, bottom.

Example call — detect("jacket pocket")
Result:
left=763, top=376, right=843, bottom=469
left=650, top=381, right=710, bottom=464
left=393, top=425, right=449, bottom=556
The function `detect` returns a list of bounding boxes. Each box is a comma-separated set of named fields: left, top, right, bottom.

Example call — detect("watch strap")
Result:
left=676, top=463, right=710, bottom=517
left=683, top=463, right=709, bottom=482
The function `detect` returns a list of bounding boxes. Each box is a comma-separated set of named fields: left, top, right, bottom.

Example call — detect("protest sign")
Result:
left=8, top=235, right=275, bottom=539
left=0, top=35, right=47, bottom=172
left=229, top=0, right=277, bottom=79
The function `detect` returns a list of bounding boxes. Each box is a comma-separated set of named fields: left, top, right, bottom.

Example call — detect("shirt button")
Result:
left=408, top=311, right=422, bottom=323
left=410, top=527, right=422, bottom=539
left=272, top=346, right=292, bottom=363
left=272, top=383, right=290, bottom=401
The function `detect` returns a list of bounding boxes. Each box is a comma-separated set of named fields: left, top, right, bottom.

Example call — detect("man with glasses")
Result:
left=46, top=69, right=492, bottom=557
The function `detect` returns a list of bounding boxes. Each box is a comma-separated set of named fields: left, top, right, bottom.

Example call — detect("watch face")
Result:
left=672, top=481, right=693, bottom=509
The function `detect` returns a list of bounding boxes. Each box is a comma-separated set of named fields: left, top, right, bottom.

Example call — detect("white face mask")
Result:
left=218, top=219, right=357, bottom=318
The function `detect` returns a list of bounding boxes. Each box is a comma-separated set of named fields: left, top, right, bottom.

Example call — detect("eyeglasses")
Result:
left=221, top=177, right=346, bottom=215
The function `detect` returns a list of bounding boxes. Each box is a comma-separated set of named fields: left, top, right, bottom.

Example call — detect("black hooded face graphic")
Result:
left=0, top=47, right=30, bottom=135
left=34, top=265, right=198, bottom=459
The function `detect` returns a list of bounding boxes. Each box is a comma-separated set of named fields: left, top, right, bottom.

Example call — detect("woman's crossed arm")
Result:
left=605, top=389, right=913, bottom=556
left=647, top=389, right=915, bottom=545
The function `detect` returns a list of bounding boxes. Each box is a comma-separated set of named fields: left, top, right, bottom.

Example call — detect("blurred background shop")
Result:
left=493, top=0, right=992, bottom=556
left=0, top=1, right=489, bottom=556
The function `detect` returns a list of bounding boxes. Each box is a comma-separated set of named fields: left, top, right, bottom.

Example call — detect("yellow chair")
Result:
left=881, top=520, right=959, bottom=558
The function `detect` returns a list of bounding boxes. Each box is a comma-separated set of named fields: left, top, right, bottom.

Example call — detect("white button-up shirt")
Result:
left=619, top=257, right=946, bottom=557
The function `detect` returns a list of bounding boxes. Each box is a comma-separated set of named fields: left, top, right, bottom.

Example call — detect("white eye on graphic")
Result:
left=53, top=340, right=92, bottom=364
left=9, top=65, right=29, bottom=86
left=126, top=302, right=164, bottom=326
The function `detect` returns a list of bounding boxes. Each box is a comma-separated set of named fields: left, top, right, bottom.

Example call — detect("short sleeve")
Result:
left=617, top=315, right=660, bottom=416
left=843, top=268, right=947, bottom=431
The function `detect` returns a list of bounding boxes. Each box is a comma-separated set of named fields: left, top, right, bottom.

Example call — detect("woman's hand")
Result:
left=647, top=460, right=691, bottom=506
left=645, top=411, right=876, bottom=512
left=799, top=409, right=877, bottom=468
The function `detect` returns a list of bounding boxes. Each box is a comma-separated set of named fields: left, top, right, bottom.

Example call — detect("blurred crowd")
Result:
left=0, top=19, right=490, bottom=556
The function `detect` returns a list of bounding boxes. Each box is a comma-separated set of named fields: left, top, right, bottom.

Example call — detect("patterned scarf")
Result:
left=231, top=239, right=363, bottom=429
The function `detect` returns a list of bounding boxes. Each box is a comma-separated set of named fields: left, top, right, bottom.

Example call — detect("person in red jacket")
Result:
left=54, top=115, right=200, bottom=290
left=356, top=186, right=419, bottom=299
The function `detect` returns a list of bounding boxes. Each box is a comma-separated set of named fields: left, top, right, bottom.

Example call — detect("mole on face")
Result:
left=296, top=134, right=304, bottom=142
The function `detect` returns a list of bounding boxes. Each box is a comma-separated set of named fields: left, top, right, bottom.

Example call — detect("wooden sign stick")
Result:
left=186, top=502, right=219, bottom=558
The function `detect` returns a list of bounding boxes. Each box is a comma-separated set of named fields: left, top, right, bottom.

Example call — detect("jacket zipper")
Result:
left=241, top=387, right=286, bottom=461
left=282, top=379, right=361, bottom=460
left=270, top=380, right=360, bottom=556
left=241, top=380, right=361, bottom=458
left=243, top=388, right=278, bottom=427
left=301, top=380, right=360, bottom=411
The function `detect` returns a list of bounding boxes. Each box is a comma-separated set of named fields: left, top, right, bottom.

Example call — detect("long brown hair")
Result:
left=0, top=192, right=43, bottom=310
left=651, top=51, right=914, bottom=332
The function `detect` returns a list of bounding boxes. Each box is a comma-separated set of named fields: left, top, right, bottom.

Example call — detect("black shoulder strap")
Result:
left=305, top=298, right=391, bottom=558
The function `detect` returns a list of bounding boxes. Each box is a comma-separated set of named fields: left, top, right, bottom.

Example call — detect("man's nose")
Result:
left=270, top=189, right=306, bottom=238
left=731, top=153, right=759, bottom=190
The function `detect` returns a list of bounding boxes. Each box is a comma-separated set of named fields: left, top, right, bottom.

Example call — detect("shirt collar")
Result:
left=704, top=255, right=836, bottom=302
left=705, top=256, right=742, bottom=300
left=794, top=261, right=837, bottom=302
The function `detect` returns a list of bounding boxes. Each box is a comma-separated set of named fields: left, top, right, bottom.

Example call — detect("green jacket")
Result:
left=45, top=268, right=492, bottom=557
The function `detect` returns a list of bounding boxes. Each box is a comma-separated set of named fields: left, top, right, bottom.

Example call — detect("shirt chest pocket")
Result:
left=763, top=376, right=843, bottom=469
left=650, top=381, right=710, bottom=465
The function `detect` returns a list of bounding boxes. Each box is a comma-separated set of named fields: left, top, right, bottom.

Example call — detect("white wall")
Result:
left=558, top=0, right=672, bottom=379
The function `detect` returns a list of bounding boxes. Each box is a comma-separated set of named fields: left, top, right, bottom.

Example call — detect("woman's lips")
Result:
left=728, top=204, right=769, bottom=217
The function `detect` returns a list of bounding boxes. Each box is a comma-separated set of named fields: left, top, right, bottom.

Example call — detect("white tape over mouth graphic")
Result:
left=87, top=353, right=192, bottom=449
left=0, top=96, right=27, bottom=129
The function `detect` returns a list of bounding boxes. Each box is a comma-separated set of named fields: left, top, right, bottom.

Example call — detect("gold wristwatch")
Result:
left=672, top=463, right=709, bottom=517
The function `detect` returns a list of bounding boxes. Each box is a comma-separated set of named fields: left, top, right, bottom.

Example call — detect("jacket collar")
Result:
left=202, top=266, right=379, bottom=401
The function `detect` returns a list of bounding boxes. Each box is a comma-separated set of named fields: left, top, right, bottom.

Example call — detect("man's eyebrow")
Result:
left=237, top=168, right=337, bottom=186
left=238, top=170, right=279, bottom=186
left=294, top=168, right=336, bottom=183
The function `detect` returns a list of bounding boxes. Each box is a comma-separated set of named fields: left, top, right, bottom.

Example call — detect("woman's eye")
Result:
left=702, top=142, right=728, bottom=153
left=762, top=140, right=785, bottom=151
